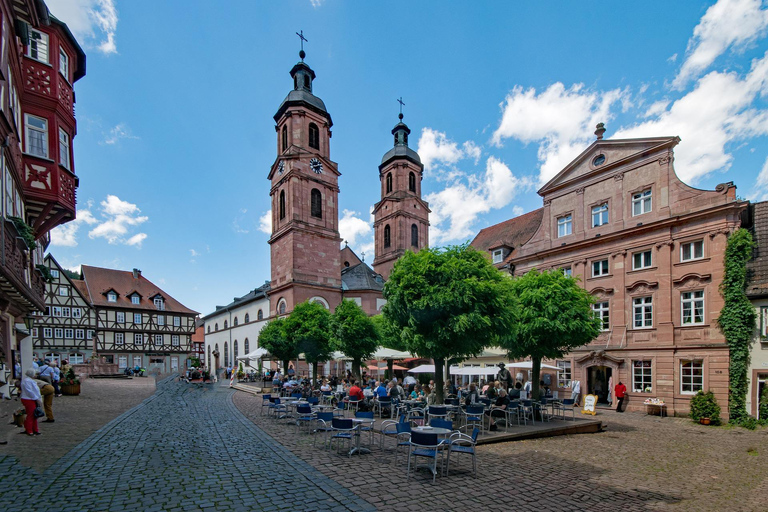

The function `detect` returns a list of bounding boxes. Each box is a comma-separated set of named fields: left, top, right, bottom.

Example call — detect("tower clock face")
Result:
left=310, top=158, right=323, bottom=174
left=277, top=161, right=285, bottom=175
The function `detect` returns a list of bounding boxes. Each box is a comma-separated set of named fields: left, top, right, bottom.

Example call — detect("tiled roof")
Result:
left=747, top=201, right=768, bottom=298
left=470, top=208, right=544, bottom=266
left=204, top=283, right=270, bottom=319
left=81, top=265, right=198, bottom=315
left=71, top=279, right=90, bottom=302
left=341, top=262, right=384, bottom=292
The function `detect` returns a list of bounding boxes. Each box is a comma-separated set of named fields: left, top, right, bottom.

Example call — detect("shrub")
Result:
left=760, top=385, right=768, bottom=421
left=689, top=390, right=721, bottom=425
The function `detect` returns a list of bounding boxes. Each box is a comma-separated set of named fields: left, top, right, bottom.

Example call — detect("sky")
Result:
left=43, top=0, right=768, bottom=316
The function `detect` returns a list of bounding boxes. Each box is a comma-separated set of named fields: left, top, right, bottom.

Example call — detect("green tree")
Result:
left=372, top=313, right=405, bottom=378
left=284, top=301, right=333, bottom=384
left=502, top=269, right=601, bottom=400
left=717, top=228, right=756, bottom=422
left=257, top=317, right=296, bottom=374
left=384, top=244, right=516, bottom=403
left=332, top=299, right=379, bottom=381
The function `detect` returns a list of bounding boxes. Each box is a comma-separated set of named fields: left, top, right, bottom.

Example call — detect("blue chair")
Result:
left=407, top=432, right=444, bottom=484
left=427, top=406, right=448, bottom=423
left=446, top=428, right=479, bottom=477
left=394, top=421, right=412, bottom=465
left=260, top=394, right=272, bottom=416
left=536, top=397, right=551, bottom=422
left=407, top=406, right=426, bottom=427
left=556, top=398, right=575, bottom=421
left=307, top=396, right=319, bottom=406
left=313, top=411, right=335, bottom=447
left=355, top=411, right=375, bottom=446
left=374, top=396, right=392, bottom=418
left=429, top=418, right=453, bottom=431
left=521, top=399, right=536, bottom=424
left=321, top=390, right=333, bottom=405
left=330, top=418, right=355, bottom=456
left=380, top=415, right=406, bottom=449
left=346, top=397, right=360, bottom=416
left=295, top=404, right=314, bottom=434
left=292, top=392, right=303, bottom=400
left=463, top=405, right=485, bottom=434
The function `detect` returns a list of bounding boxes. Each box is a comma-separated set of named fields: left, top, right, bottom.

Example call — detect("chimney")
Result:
left=595, top=123, right=606, bottom=140
left=132, top=268, right=141, bottom=279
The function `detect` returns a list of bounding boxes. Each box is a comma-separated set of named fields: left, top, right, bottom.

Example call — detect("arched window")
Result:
left=257, top=309, right=263, bottom=320
left=207, top=344, right=211, bottom=369
left=384, top=224, right=391, bottom=248
left=409, top=172, right=416, bottom=192
left=215, top=323, right=218, bottom=331
left=224, top=341, right=228, bottom=366
left=224, top=320, right=228, bottom=329
left=279, top=190, right=286, bottom=220
left=386, top=173, right=392, bottom=193
left=244, top=313, right=250, bottom=323
left=304, top=75, right=310, bottom=89
left=308, top=123, right=319, bottom=150
left=281, top=125, right=287, bottom=152
left=244, top=338, right=249, bottom=355
left=233, top=317, right=238, bottom=326
left=234, top=340, right=238, bottom=360
left=293, top=75, right=298, bottom=89
left=403, top=132, right=408, bottom=145
left=311, top=188, right=322, bottom=219
left=207, top=326, right=210, bottom=333
left=278, top=300, right=287, bottom=315
left=411, top=224, right=418, bottom=247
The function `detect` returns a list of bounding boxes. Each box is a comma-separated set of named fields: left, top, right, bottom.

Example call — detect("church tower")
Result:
left=268, top=46, right=342, bottom=316
left=372, top=111, right=430, bottom=280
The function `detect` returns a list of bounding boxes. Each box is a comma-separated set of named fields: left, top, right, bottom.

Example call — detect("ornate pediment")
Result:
left=590, top=286, right=614, bottom=299
left=626, top=280, right=659, bottom=294
left=574, top=350, right=625, bottom=368
left=673, top=273, right=712, bottom=289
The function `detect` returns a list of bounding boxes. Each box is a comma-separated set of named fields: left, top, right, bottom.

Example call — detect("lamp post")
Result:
left=23, top=315, right=34, bottom=333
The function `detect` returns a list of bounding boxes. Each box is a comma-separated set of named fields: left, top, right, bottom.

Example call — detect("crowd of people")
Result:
left=17, top=356, right=63, bottom=436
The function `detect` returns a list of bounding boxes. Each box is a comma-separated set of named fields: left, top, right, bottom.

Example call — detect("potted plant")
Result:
left=237, top=362, right=245, bottom=381
left=9, top=216, right=36, bottom=250
left=60, top=368, right=81, bottom=396
left=689, top=389, right=720, bottom=425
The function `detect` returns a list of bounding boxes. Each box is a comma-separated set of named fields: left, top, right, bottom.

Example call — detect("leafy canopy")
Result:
left=257, top=317, right=296, bottom=367
left=284, top=301, right=333, bottom=366
left=332, top=299, right=379, bottom=378
left=371, top=313, right=404, bottom=351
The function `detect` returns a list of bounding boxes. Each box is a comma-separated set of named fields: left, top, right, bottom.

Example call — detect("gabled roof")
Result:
left=747, top=201, right=768, bottom=298
left=470, top=208, right=544, bottom=266
left=538, top=136, right=680, bottom=195
left=81, top=265, right=198, bottom=315
left=202, top=282, right=270, bottom=320
left=44, top=254, right=91, bottom=304
left=341, top=261, right=384, bottom=292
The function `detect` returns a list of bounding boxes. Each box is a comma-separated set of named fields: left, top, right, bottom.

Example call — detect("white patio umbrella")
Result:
left=238, top=347, right=268, bottom=360
left=372, top=347, right=413, bottom=359
left=506, top=361, right=561, bottom=371
left=450, top=366, right=501, bottom=376
left=407, top=364, right=435, bottom=373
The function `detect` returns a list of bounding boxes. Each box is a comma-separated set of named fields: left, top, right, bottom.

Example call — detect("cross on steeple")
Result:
left=296, top=30, right=308, bottom=59
left=361, top=251, right=366, bottom=262
left=397, top=97, right=405, bottom=117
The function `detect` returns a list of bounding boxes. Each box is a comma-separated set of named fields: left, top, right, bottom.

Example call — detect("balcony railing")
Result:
left=0, top=219, right=45, bottom=311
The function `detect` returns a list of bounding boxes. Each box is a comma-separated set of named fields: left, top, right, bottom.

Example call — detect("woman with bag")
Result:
left=20, top=369, right=43, bottom=436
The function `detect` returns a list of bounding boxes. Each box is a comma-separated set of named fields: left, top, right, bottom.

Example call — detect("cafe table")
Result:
left=349, top=418, right=375, bottom=455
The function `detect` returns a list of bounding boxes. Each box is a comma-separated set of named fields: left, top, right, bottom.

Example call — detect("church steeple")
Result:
left=392, top=113, right=410, bottom=147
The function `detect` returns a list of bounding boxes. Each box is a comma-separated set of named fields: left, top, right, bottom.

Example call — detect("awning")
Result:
left=506, top=361, right=561, bottom=371
left=450, top=366, right=500, bottom=376
left=237, top=348, right=268, bottom=360
left=407, top=364, right=435, bottom=373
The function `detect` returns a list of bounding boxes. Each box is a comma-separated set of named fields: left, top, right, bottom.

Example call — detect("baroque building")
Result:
left=0, top=0, right=85, bottom=399
left=472, top=125, right=747, bottom=416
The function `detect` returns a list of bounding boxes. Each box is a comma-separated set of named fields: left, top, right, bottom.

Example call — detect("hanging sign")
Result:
left=582, top=394, right=598, bottom=415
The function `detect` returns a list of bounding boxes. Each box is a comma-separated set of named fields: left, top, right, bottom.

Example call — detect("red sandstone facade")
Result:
left=473, top=130, right=746, bottom=416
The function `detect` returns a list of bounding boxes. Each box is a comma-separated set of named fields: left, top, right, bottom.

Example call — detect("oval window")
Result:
left=592, top=154, right=606, bottom=167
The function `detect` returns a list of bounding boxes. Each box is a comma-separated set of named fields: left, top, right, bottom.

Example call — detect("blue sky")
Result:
left=45, top=0, right=768, bottom=316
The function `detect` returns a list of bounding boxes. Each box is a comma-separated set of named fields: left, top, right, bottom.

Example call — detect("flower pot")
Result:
left=700, top=417, right=711, bottom=425
left=61, top=383, right=81, bottom=396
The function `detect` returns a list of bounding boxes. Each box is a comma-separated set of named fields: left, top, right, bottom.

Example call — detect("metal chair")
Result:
left=556, top=398, right=575, bottom=421
left=536, top=397, right=551, bottom=422
left=313, top=411, right=334, bottom=447
left=521, top=399, right=536, bottom=424
left=380, top=415, right=406, bottom=449
left=463, top=405, right=485, bottom=434
left=407, top=406, right=426, bottom=427
left=329, top=418, right=355, bottom=456
left=355, top=411, right=375, bottom=446
left=260, top=394, right=272, bottom=416
left=295, top=404, right=314, bottom=434
left=445, top=428, right=479, bottom=477
left=427, top=406, right=448, bottom=424
left=429, top=418, right=453, bottom=431
left=346, top=396, right=360, bottom=416
left=394, top=421, right=412, bottom=465
left=373, top=397, right=392, bottom=418
left=407, top=432, right=444, bottom=484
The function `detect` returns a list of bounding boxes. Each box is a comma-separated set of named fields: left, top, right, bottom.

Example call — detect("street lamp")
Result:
left=23, top=315, right=34, bottom=333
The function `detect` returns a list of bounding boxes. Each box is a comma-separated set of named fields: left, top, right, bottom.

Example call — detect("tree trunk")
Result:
left=531, top=355, right=541, bottom=400
left=352, top=358, right=361, bottom=382
left=434, top=358, right=445, bottom=404
left=283, top=360, right=290, bottom=374
left=312, top=362, right=319, bottom=386
left=387, top=359, right=394, bottom=380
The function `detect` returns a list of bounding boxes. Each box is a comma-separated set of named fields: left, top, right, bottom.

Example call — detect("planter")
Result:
left=61, top=383, right=81, bottom=396
left=700, top=417, right=711, bottom=425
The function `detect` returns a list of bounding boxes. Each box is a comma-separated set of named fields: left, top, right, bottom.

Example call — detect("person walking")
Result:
left=615, top=381, right=627, bottom=412
left=34, top=376, right=56, bottom=422
left=570, top=379, right=581, bottom=407
left=20, top=369, right=43, bottom=436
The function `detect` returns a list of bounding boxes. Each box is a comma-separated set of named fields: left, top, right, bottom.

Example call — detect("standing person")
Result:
left=615, top=381, right=627, bottom=412
left=570, top=379, right=581, bottom=407
left=35, top=376, right=55, bottom=423
left=403, top=373, right=417, bottom=394
left=607, top=375, right=614, bottom=406
left=20, top=370, right=42, bottom=436
left=52, top=360, right=62, bottom=397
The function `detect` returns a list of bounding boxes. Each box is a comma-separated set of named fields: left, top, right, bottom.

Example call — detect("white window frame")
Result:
left=173, top=316, right=180, bottom=327
left=591, top=203, right=609, bottom=227
left=61, top=307, right=70, bottom=317
left=118, top=356, right=128, bottom=369
left=58, top=286, right=68, bottom=296
left=134, top=313, right=142, bottom=324
left=557, top=361, right=571, bottom=388
left=154, top=334, right=163, bottom=347
left=69, top=353, right=84, bottom=365
left=134, top=333, right=143, bottom=345
left=117, top=311, right=125, bottom=323
left=52, top=306, right=62, bottom=317
left=24, top=114, right=48, bottom=158
left=681, top=290, right=705, bottom=325
left=492, top=249, right=503, bottom=264
left=26, top=27, right=49, bottom=63
left=59, top=46, right=69, bottom=80
left=591, top=259, right=609, bottom=277
left=131, top=295, right=140, bottom=305
left=562, top=267, right=572, bottom=277
left=157, top=315, right=164, bottom=326
left=681, top=240, right=704, bottom=262
left=632, top=250, right=652, bottom=270
left=59, top=128, right=70, bottom=170
left=54, top=327, right=63, bottom=338
left=115, top=332, right=124, bottom=345
left=632, top=189, right=652, bottom=216
left=592, top=301, right=610, bottom=331
left=171, top=335, right=180, bottom=346
left=133, top=356, right=142, bottom=368
left=557, top=214, right=572, bottom=237
left=680, top=360, right=704, bottom=394
left=64, top=328, right=73, bottom=339
left=154, top=297, right=165, bottom=310
left=72, top=308, right=81, bottom=319
left=86, top=329, right=94, bottom=340
left=50, top=269, right=60, bottom=278
left=632, top=360, right=653, bottom=393
left=43, top=327, right=52, bottom=338
left=633, top=296, right=653, bottom=329
left=75, top=328, right=84, bottom=339
left=107, top=292, right=117, bottom=302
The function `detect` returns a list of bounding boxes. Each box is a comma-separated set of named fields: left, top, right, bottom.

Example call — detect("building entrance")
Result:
left=759, top=376, right=767, bottom=419
left=587, top=366, right=612, bottom=405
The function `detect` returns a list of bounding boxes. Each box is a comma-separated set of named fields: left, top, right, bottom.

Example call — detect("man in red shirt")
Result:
left=348, top=380, right=364, bottom=403
left=615, top=381, right=627, bottom=412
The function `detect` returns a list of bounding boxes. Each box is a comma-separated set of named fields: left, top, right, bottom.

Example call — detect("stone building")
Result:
left=472, top=126, right=747, bottom=416
left=746, top=201, right=768, bottom=418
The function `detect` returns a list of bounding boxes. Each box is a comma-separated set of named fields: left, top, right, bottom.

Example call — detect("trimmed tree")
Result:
left=332, top=299, right=379, bottom=381
left=372, top=313, right=406, bottom=378
left=257, top=317, right=296, bottom=374
left=383, top=244, right=516, bottom=403
left=717, top=228, right=756, bottom=422
left=284, top=301, right=333, bottom=385
left=501, top=269, right=601, bottom=400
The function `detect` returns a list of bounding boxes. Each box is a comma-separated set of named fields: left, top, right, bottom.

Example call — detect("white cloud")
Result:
left=615, top=51, right=768, bottom=184
left=667, top=53, right=678, bottom=63
left=190, top=249, right=199, bottom=257
left=462, top=141, right=482, bottom=163
left=425, top=156, right=532, bottom=244
left=102, top=123, right=138, bottom=145
left=339, top=209, right=374, bottom=257
left=672, top=0, right=768, bottom=90
left=512, top=205, right=525, bottom=217
left=50, top=205, right=97, bottom=247
left=310, top=0, right=324, bottom=7
left=258, top=211, right=272, bottom=234
left=748, top=156, right=768, bottom=201
left=417, top=128, right=466, bottom=171
left=46, top=0, right=119, bottom=55
left=643, top=100, right=671, bottom=118
left=87, top=195, right=148, bottom=246
left=492, top=83, right=627, bottom=185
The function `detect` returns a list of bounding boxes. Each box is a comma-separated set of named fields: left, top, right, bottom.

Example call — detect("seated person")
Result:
left=509, top=381, right=522, bottom=399
left=375, top=380, right=389, bottom=399
left=363, top=383, right=374, bottom=398
left=486, top=389, right=510, bottom=431
left=486, top=380, right=500, bottom=400
left=348, top=380, right=364, bottom=403
left=464, top=383, right=480, bottom=406
left=424, top=385, right=437, bottom=406
left=409, top=383, right=424, bottom=400
left=320, top=379, right=332, bottom=392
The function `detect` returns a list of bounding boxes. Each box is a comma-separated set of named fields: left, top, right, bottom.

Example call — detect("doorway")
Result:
left=587, top=366, right=612, bottom=405
left=759, top=375, right=767, bottom=419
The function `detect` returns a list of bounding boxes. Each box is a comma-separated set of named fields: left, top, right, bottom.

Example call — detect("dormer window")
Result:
left=154, top=296, right=165, bottom=310
left=492, top=249, right=504, bottom=264
left=131, top=295, right=140, bottom=305
left=107, top=292, right=117, bottom=302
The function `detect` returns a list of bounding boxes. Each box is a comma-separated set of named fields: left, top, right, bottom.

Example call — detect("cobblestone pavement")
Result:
left=234, top=392, right=768, bottom=512
left=0, top=379, right=374, bottom=512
